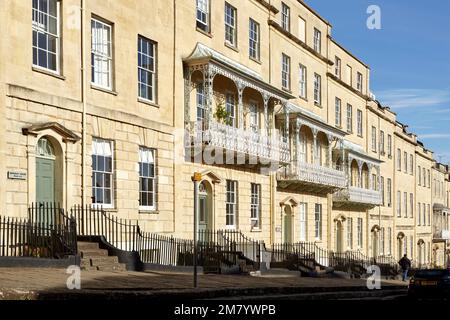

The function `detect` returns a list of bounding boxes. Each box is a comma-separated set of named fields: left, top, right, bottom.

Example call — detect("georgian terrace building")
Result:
left=0, top=0, right=448, bottom=266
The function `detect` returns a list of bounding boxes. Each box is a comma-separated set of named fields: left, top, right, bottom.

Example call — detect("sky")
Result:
left=306, top=0, right=450, bottom=164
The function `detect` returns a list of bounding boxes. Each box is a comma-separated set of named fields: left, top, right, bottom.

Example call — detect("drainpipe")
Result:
left=80, top=0, right=87, bottom=208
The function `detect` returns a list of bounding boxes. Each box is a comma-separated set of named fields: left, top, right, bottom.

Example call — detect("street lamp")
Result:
left=192, top=172, right=202, bottom=288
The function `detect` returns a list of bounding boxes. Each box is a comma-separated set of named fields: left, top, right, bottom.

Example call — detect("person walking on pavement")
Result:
left=398, top=254, right=411, bottom=282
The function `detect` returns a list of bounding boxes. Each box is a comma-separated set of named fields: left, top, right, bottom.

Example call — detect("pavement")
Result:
left=0, top=267, right=408, bottom=300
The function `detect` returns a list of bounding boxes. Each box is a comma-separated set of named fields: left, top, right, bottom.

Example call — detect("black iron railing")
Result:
left=0, top=214, right=77, bottom=259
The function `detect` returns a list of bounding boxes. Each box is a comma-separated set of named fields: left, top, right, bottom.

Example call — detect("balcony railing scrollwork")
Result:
left=333, top=186, right=382, bottom=207
left=186, top=120, right=290, bottom=165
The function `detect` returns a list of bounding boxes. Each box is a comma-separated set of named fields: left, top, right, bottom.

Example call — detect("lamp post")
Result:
left=192, top=172, right=202, bottom=288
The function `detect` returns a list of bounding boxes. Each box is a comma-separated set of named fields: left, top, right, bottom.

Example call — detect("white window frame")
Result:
left=139, top=147, right=157, bottom=211
left=32, top=0, right=61, bottom=73
left=335, top=98, right=342, bottom=127
left=226, top=180, right=238, bottom=229
left=298, top=16, right=306, bottom=42
left=404, top=192, right=408, bottom=218
left=281, top=2, right=290, bottom=32
left=388, top=227, right=392, bottom=255
left=397, top=149, right=402, bottom=171
left=347, top=217, right=353, bottom=250
left=427, top=204, right=431, bottom=226
left=335, top=56, right=341, bottom=78
left=404, top=152, right=408, bottom=173
left=196, top=0, right=210, bottom=33
left=381, top=176, right=385, bottom=206
left=357, top=72, right=363, bottom=92
left=371, top=126, right=377, bottom=152
left=397, top=191, right=401, bottom=217
left=410, top=193, right=414, bottom=218
left=225, top=2, right=237, bottom=47
left=387, top=134, right=392, bottom=157
left=225, top=92, right=236, bottom=127
left=249, top=19, right=260, bottom=61
left=418, top=166, right=422, bottom=186
left=409, top=155, right=414, bottom=175
left=380, top=130, right=385, bottom=155
left=299, top=64, right=307, bottom=99
left=91, top=17, right=113, bottom=90
left=250, top=183, right=261, bottom=230
left=357, top=109, right=363, bottom=136
left=418, top=203, right=421, bottom=226
left=138, top=36, right=157, bottom=103
left=92, top=138, right=114, bottom=209
left=249, top=101, right=259, bottom=132
left=346, top=104, right=353, bottom=133
left=314, top=73, right=321, bottom=106
left=314, top=204, right=322, bottom=240
left=423, top=203, right=426, bottom=226
left=387, top=178, right=392, bottom=207
left=313, top=28, right=321, bottom=53
left=299, top=203, right=307, bottom=242
left=299, top=131, right=307, bottom=163
left=282, top=54, right=291, bottom=90
left=357, top=218, right=363, bottom=248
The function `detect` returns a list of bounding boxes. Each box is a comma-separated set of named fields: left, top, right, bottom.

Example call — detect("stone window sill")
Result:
left=91, top=84, right=118, bottom=96
left=32, top=66, right=66, bottom=80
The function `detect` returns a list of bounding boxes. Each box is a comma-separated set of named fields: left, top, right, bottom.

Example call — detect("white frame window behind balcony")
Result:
left=299, top=64, right=307, bottom=99
left=387, top=178, right=392, bottom=207
left=313, top=28, right=321, bottom=53
left=225, top=2, right=237, bottom=47
left=314, top=73, right=321, bottom=106
left=299, top=203, right=307, bottom=242
left=250, top=183, right=261, bottom=229
left=249, top=101, right=259, bottom=132
left=357, top=72, right=363, bottom=92
left=196, top=85, right=207, bottom=129
left=357, top=218, right=363, bottom=248
left=372, top=174, right=377, bottom=190
left=371, top=126, right=377, bottom=152
left=225, top=92, right=236, bottom=127
left=299, top=131, right=307, bottom=163
left=314, top=204, right=322, bottom=240
left=138, top=36, right=156, bottom=103
left=335, top=98, right=342, bottom=127
left=139, top=147, right=157, bottom=211
left=249, top=19, right=260, bottom=61
left=196, top=0, right=210, bottom=33
left=91, top=18, right=113, bottom=90
left=357, top=109, right=363, bottom=136
left=226, top=180, right=238, bottom=229
left=347, top=217, right=353, bottom=250
left=335, top=56, right=341, bottom=78
left=32, top=0, right=60, bottom=73
left=347, top=104, right=353, bottom=133
left=92, top=138, right=114, bottom=209
left=282, top=54, right=291, bottom=90
left=281, top=2, right=290, bottom=32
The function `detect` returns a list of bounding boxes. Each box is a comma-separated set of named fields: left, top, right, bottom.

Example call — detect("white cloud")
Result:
left=418, top=133, right=450, bottom=139
left=376, top=89, right=450, bottom=110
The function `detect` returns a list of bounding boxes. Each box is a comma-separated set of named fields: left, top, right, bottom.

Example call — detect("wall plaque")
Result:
left=8, top=171, right=27, bottom=180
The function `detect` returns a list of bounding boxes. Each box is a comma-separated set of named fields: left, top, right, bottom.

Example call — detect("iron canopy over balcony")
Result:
left=333, top=141, right=383, bottom=209
left=183, top=43, right=294, bottom=167
left=276, top=103, right=347, bottom=193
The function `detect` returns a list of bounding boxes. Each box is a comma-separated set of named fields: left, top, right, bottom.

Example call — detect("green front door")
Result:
left=36, top=157, right=55, bottom=204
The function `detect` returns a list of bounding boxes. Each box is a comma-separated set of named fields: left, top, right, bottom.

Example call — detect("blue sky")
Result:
left=307, top=0, right=450, bottom=163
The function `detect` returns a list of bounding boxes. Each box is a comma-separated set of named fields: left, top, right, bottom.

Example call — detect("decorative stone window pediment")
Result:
left=22, top=122, right=81, bottom=144
left=279, top=196, right=298, bottom=208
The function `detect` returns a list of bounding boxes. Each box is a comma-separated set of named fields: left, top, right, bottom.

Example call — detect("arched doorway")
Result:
left=283, top=205, right=293, bottom=244
left=336, top=221, right=344, bottom=252
left=198, top=181, right=213, bottom=233
left=36, top=137, right=56, bottom=204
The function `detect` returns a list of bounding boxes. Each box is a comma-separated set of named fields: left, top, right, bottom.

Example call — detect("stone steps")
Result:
left=78, top=241, right=126, bottom=272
